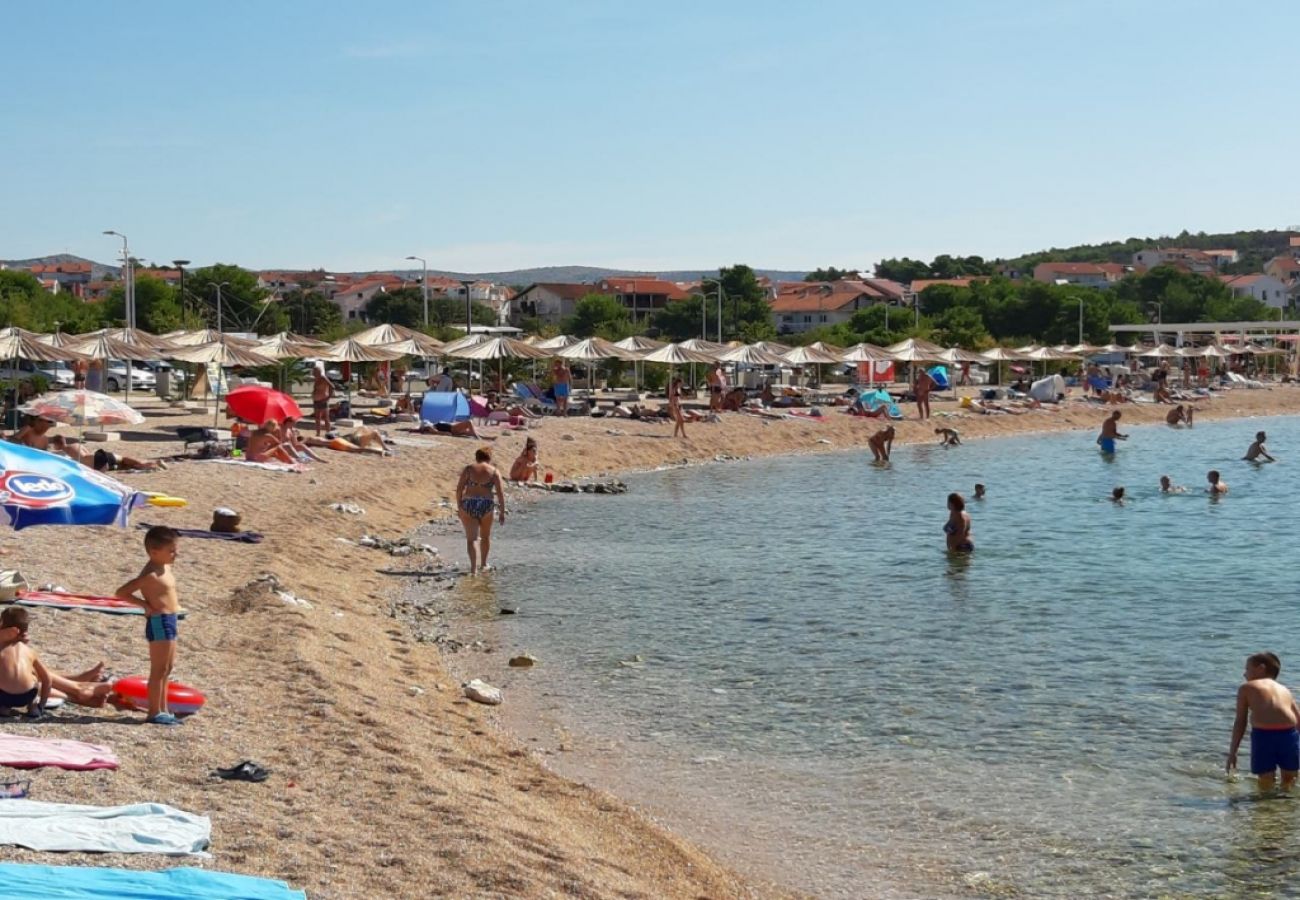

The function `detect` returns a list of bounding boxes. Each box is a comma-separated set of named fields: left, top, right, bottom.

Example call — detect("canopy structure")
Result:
left=446, top=336, right=550, bottom=361
left=886, top=337, right=946, bottom=362
left=1134, top=344, right=1182, bottom=359
left=34, top=331, right=87, bottom=351
left=225, top=385, right=303, bottom=424
left=257, top=333, right=325, bottom=359
left=0, top=332, right=90, bottom=363
left=805, top=341, right=844, bottom=356
left=168, top=339, right=277, bottom=367
left=1024, top=346, right=1082, bottom=361
left=714, top=343, right=788, bottom=366
left=640, top=342, right=719, bottom=365
left=678, top=338, right=728, bottom=355
left=1093, top=343, right=1132, bottom=354
left=840, top=342, right=894, bottom=362
left=935, top=347, right=988, bottom=364
left=166, top=329, right=257, bottom=348
left=780, top=345, right=842, bottom=366
left=438, top=332, right=492, bottom=355
left=555, top=337, right=643, bottom=362
left=979, top=347, right=1032, bottom=361
left=317, top=338, right=405, bottom=363
left=83, top=328, right=178, bottom=353
left=612, top=335, right=665, bottom=354
left=530, top=334, right=577, bottom=351
left=68, top=334, right=160, bottom=363
left=1180, top=344, right=1234, bottom=358
left=380, top=335, right=446, bottom=357
left=352, top=323, right=421, bottom=346
left=21, top=390, right=145, bottom=428
left=1067, top=343, right=1100, bottom=354
left=750, top=340, right=793, bottom=356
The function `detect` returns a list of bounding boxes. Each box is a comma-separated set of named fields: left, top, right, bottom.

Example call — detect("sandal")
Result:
left=212, top=760, right=270, bottom=783
left=146, top=713, right=184, bottom=726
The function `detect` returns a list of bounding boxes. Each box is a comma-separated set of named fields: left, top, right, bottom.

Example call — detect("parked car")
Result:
left=104, top=361, right=155, bottom=393
left=0, top=359, right=64, bottom=387
left=35, top=362, right=76, bottom=390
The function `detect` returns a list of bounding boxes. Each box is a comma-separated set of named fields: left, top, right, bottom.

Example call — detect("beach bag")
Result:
left=0, top=571, right=29, bottom=602
left=211, top=508, right=242, bottom=533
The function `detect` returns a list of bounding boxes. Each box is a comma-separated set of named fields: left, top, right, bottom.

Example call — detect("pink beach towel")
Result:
left=0, top=733, right=119, bottom=771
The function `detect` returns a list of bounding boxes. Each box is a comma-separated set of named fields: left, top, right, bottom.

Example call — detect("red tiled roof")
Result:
left=910, top=276, right=990, bottom=291
left=597, top=278, right=690, bottom=301
left=29, top=262, right=91, bottom=275
left=1267, top=256, right=1300, bottom=273
left=771, top=281, right=899, bottom=313
left=1097, top=263, right=1128, bottom=276
left=1218, top=274, right=1270, bottom=287
left=1035, top=262, right=1110, bottom=275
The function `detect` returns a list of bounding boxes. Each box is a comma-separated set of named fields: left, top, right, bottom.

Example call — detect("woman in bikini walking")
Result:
left=455, top=447, right=507, bottom=574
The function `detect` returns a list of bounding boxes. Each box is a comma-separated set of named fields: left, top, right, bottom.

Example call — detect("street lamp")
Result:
left=211, top=281, right=230, bottom=333
left=405, top=256, right=429, bottom=329
left=1077, top=297, right=1085, bottom=345
left=103, top=230, right=133, bottom=329
left=459, top=280, right=475, bottom=332
left=173, top=260, right=190, bottom=323
left=1152, top=302, right=1163, bottom=326
left=702, top=277, right=725, bottom=342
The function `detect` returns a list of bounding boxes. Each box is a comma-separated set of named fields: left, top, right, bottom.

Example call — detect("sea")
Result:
left=445, top=414, right=1300, bottom=898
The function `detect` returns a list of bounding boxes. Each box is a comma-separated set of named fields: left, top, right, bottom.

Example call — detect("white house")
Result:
left=1218, top=273, right=1290, bottom=309
left=770, top=280, right=905, bottom=335
left=1032, top=262, right=1124, bottom=288
left=1132, top=248, right=1217, bottom=273
left=510, top=283, right=596, bottom=324
left=329, top=279, right=389, bottom=321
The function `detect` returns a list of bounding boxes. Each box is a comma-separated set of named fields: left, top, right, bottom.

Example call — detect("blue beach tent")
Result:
left=420, top=391, right=470, bottom=425
left=926, top=365, right=950, bottom=390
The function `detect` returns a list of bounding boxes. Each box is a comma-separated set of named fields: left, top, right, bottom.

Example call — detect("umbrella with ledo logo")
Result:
left=0, top=441, right=144, bottom=529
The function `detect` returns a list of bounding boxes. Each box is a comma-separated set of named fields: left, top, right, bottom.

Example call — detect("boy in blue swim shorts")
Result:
left=1227, top=652, right=1300, bottom=790
left=115, top=526, right=184, bottom=726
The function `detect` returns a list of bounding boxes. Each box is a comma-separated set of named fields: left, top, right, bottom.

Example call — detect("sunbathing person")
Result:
left=485, top=392, right=540, bottom=419
left=280, top=417, right=326, bottom=462
left=303, top=425, right=392, bottom=456
left=91, top=449, right=167, bottom=472
left=722, top=387, right=747, bottom=412
left=418, top=420, right=494, bottom=441
left=12, top=416, right=163, bottom=470
left=509, top=437, right=540, bottom=482
left=0, top=617, right=112, bottom=709
left=245, top=423, right=288, bottom=463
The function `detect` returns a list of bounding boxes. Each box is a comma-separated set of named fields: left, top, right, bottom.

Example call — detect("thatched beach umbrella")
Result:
left=531, top=334, right=577, bottom=351
left=0, top=331, right=90, bottom=364
left=715, top=343, right=788, bottom=366
left=170, top=339, right=279, bottom=425
left=554, top=337, right=642, bottom=392
left=166, top=329, right=257, bottom=348
left=1135, top=344, right=1181, bottom=359
left=612, top=335, right=665, bottom=353
left=448, top=336, right=551, bottom=393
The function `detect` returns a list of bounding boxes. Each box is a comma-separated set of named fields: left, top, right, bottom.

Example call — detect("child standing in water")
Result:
left=1227, top=652, right=1300, bottom=790
left=114, top=526, right=183, bottom=725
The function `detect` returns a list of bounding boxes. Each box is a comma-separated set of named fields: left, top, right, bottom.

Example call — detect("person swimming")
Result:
left=1207, top=469, right=1229, bottom=494
left=1111, top=486, right=1125, bottom=505
left=1159, top=475, right=1186, bottom=494
left=973, top=483, right=986, bottom=500
left=1244, top=431, right=1276, bottom=463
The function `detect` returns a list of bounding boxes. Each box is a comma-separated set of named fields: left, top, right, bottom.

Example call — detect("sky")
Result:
left=4, top=0, right=1300, bottom=274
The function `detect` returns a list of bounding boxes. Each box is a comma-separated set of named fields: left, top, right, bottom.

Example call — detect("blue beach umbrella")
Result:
left=0, top=442, right=144, bottom=530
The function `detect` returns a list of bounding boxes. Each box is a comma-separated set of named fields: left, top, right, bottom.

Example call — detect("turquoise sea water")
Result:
left=469, top=415, right=1300, bottom=898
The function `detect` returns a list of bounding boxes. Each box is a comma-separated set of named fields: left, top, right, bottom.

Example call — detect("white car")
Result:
left=104, top=361, right=155, bottom=393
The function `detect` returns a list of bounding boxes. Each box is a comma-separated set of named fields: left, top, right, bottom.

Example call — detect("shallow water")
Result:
left=463, top=415, right=1300, bottom=898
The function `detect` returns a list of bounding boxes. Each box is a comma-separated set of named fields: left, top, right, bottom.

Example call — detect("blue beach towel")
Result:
left=0, top=863, right=306, bottom=899
left=420, top=391, right=470, bottom=425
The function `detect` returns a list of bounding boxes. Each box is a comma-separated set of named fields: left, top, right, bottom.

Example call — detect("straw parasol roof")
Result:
left=317, top=337, right=405, bottom=363
left=446, top=336, right=550, bottom=361
left=1067, top=343, right=1100, bottom=354
left=81, top=327, right=178, bottom=352
left=714, top=343, right=789, bottom=366
left=1024, top=346, right=1083, bottom=361
left=68, top=333, right=161, bottom=362
left=530, top=334, right=577, bottom=351
left=555, top=337, right=643, bottom=362
left=886, top=337, right=946, bottom=362
left=168, top=338, right=278, bottom=367
left=781, top=345, right=842, bottom=366
left=256, top=333, right=322, bottom=360
left=806, top=341, right=845, bottom=356
left=612, top=335, right=665, bottom=353
left=935, top=347, right=989, bottom=364
left=437, top=332, right=492, bottom=355
left=750, top=340, right=793, bottom=355
left=640, top=342, right=719, bottom=365
left=839, top=342, right=895, bottom=363
left=1135, top=344, right=1181, bottom=359
left=379, top=334, right=446, bottom=357
left=166, top=329, right=257, bottom=347
left=979, top=346, right=1032, bottom=361
left=0, top=331, right=90, bottom=363
left=34, top=331, right=87, bottom=351
left=678, top=338, right=728, bottom=354
left=1095, top=343, right=1132, bottom=354
left=352, top=323, right=421, bottom=346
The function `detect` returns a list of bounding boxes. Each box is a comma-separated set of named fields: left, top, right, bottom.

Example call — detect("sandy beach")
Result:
left=2, top=384, right=1299, bottom=898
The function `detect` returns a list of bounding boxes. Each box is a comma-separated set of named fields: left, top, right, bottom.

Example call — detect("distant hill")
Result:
left=1002, top=228, right=1299, bottom=275
left=1, top=253, right=118, bottom=279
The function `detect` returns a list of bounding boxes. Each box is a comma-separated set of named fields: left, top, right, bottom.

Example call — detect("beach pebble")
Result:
left=409, top=686, right=424, bottom=696
left=330, top=502, right=365, bottom=515
left=463, top=679, right=503, bottom=705
left=508, top=654, right=537, bottom=668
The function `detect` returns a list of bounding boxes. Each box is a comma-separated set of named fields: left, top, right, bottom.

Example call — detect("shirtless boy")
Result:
left=0, top=608, right=50, bottom=719
left=114, top=526, right=183, bottom=725
left=1228, top=652, right=1300, bottom=790
left=1207, top=469, right=1229, bottom=494
left=1097, top=410, right=1127, bottom=454
left=1244, top=431, right=1276, bottom=463
left=935, top=427, right=961, bottom=446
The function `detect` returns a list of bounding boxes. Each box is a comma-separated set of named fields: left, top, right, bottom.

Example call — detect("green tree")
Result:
left=712, top=264, right=773, bottom=340
left=0, top=270, right=107, bottom=333
left=650, top=295, right=704, bottom=341
left=874, top=257, right=932, bottom=283
left=932, top=305, right=990, bottom=348
left=364, top=287, right=425, bottom=328
left=804, top=266, right=855, bottom=282
left=845, top=304, right=907, bottom=347
left=564, top=293, right=628, bottom=338
left=284, top=290, right=343, bottom=337
left=428, top=296, right=496, bottom=329
left=105, top=276, right=202, bottom=333
left=184, top=264, right=269, bottom=332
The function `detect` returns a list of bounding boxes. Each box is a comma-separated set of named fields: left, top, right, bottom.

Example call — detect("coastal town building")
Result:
left=1218, top=273, right=1290, bottom=309
left=1132, top=248, right=1218, bottom=273
left=909, top=276, right=992, bottom=292
left=511, top=283, right=596, bottom=323
left=595, top=277, right=691, bottom=321
left=1032, top=262, right=1125, bottom=288
left=770, top=279, right=906, bottom=335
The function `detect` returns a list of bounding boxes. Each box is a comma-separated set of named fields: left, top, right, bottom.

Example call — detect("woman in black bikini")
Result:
left=455, top=447, right=507, bottom=575
left=944, top=492, right=974, bottom=552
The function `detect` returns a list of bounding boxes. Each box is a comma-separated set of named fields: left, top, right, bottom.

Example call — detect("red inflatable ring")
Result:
left=109, top=676, right=206, bottom=717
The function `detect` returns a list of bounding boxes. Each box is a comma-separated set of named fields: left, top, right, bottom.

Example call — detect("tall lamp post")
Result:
left=702, top=277, right=725, bottom=342
left=173, top=259, right=190, bottom=324
left=459, top=280, right=475, bottom=332
left=405, top=255, right=429, bottom=329
left=211, top=281, right=230, bottom=333
left=1077, top=297, right=1085, bottom=345
left=103, top=230, right=133, bottom=329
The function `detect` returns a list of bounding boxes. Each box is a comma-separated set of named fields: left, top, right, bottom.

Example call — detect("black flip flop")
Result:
left=212, top=760, right=270, bottom=783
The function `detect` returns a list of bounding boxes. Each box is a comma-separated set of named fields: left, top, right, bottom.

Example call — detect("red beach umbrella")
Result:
left=225, top=385, right=303, bottom=424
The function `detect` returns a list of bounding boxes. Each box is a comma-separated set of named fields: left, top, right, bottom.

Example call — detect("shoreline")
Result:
left=3, top=386, right=1298, bottom=898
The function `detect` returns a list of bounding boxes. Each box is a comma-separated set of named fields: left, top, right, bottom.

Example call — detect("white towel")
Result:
left=0, top=800, right=211, bottom=856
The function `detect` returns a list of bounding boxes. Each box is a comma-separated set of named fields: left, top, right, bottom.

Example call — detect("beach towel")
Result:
left=135, top=524, right=263, bottom=544
left=191, top=459, right=305, bottom=473
left=420, top=391, right=470, bottom=424
left=0, top=734, right=118, bottom=771
left=0, top=862, right=306, bottom=899
left=9, top=590, right=187, bottom=619
left=0, top=800, right=210, bottom=856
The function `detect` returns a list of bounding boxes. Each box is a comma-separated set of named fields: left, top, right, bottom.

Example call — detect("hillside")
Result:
left=1002, top=228, right=1297, bottom=274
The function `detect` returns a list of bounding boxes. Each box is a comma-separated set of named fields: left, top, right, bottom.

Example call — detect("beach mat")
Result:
left=0, top=863, right=305, bottom=899
left=0, top=800, right=210, bottom=856
left=10, top=591, right=188, bottom=619
left=191, top=458, right=305, bottom=473
left=0, top=733, right=118, bottom=771
left=136, top=524, right=263, bottom=543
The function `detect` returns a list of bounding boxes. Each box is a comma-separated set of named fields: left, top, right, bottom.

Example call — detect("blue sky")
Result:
left=4, top=1, right=1298, bottom=273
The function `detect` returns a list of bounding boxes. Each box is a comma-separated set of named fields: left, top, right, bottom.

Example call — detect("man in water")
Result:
left=973, top=483, right=986, bottom=500
left=1159, top=475, right=1186, bottom=493
left=1111, top=486, right=1125, bottom=505
left=1165, top=405, right=1193, bottom=427
left=1207, top=470, right=1229, bottom=494
left=1244, top=431, right=1276, bottom=463
left=1227, top=652, right=1300, bottom=791
left=1097, top=410, right=1128, bottom=454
